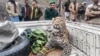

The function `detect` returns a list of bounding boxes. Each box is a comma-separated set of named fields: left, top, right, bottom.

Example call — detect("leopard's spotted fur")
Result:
left=45, top=17, right=72, bottom=56
left=37, top=17, right=72, bottom=56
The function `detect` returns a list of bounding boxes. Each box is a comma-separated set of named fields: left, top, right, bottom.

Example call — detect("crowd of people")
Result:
left=5, top=0, right=100, bottom=22
left=64, top=0, right=86, bottom=21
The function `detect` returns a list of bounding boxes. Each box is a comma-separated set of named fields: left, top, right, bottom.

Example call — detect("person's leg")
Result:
left=7, top=16, right=11, bottom=21
left=81, top=14, right=85, bottom=20
left=77, top=14, right=81, bottom=22
left=15, top=16, right=20, bottom=22
left=10, top=16, right=15, bottom=22
left=23, top=17, right=26, bottom=21
left=69, top=12, right=76, bottom=21
left=64, top=12, right=69, bottom=20
left=24, top=16, right=31, bottom=21
left=10, top=16, right=19, bottom=22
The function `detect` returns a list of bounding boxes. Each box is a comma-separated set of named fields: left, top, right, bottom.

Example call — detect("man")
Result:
left=69, top=0, right=79, bottom=21
left=6, top=0, right=20, bottom=22
left=30, top=1, right=43, bottom=20
left=64, top=0, right=71, bottom=19
left=44, top=2, right=59, bottom=20
left=21, top=0, right=31, bottom=21
left=85, top=0, right=100, bottom=22
left=77, top=2, right=86, bottom=21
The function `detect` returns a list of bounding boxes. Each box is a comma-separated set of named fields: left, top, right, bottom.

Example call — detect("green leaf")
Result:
left=27, top=28, right=48, bottom=54
left=32, top=46, right=41, bottom=54
left=36, top=40, right=44, bottom=45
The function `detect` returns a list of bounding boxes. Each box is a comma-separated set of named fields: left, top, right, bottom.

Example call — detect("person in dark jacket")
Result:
left=30, top=1, right=43, bottom=21
left=64, top=0, right=71, bottom=19
left=85, top=0, right=100, bottom=24
left=21, top=0, right=31, bottom=21
left=44, top=2, right=59, bottom=20
left=77, top=2, right=86, bottom=21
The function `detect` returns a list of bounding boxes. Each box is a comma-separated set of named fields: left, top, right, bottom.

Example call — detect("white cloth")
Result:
left=64, top=12, right=69, bottom=19
left=0, top=21, right=19, bottom=50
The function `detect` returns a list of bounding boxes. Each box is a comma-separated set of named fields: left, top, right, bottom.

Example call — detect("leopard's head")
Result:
left=52, top=17, right=66, bottom=33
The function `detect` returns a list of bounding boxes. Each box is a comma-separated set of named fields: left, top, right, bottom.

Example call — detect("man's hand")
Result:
left=85, top=8, right=96, bottom=17
left=71, top=10, right=76, bottom=14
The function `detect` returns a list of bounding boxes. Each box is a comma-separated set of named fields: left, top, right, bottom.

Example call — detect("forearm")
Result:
left=91, top=11, right=100, bottom=15
left=69, top=8, right=76, bottom=14
left=6, top=10, right=19, bottom=16
left=85, top=10, right=96, bottom=17
left=88, top=13, right=96, bottom=17
left=6, top=8, right=12, bottom=14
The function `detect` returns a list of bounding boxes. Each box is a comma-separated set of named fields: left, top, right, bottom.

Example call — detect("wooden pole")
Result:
left=58, top=0, right=61, bottom=16
left=59, top=0, right=63, bottom=17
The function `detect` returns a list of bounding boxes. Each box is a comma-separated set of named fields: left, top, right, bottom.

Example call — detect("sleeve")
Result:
left=16, top=2, right=21, bottom=15
left=21, top=7, right=25, bottom=18
left=85, top=4, right=96, bottom=17
left=44, top=9, right=49, bottom=20
left=37, top=8, right=43, bottom=19
left=56, top=10, right=59, bottom=16
left=87, top=4, right=93, bottom=9
left=6, top=2, right=12, bottom=14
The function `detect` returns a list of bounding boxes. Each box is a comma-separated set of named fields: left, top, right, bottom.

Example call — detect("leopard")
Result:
left=37, top=17, right=72, bottom=56
left=46, top=17, right=71, bottom=56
